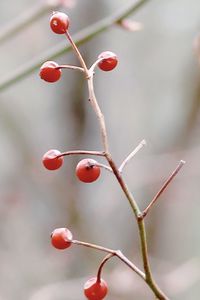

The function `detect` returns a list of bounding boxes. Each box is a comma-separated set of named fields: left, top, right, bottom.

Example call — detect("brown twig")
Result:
left=56, top=150, right=105, bottom=158
left=119, top=139, right=147, bottom=173
left=72, top=240, right=145, bottom=280
left=141, top=160, right=186, bottom=219
left=96, top=253, right=115, bottom=282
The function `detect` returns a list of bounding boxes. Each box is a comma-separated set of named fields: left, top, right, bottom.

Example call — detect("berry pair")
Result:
left=51, top=228, right=108, bottom=299
left=42, top=149, right=101, bottom=183
left=39, top=50, right=118, bottom=83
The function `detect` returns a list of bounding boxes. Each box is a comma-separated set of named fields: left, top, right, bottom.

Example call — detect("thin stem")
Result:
left=97, top=253, right=114, bottom=282
left=72, top=239, right=115, bottom=254
left=56, top=64, right=84, bottom=72
left=142, top=160, right=186, bottom=218
left=0, top=0, right=151, bottom=91
left=95, top=163, right=112, bottom=173
left=57, top=149, right=112, bottom=171
left=116, top=250, right=145, bottom=280
left=119, top=139, right=147, bottom=173
left=56, top=150, right=105, bottom=158
left=65, top=31, right=89, bottom=77
left=72, top=240, right=145, bottom=280
left=89, top=58, right=103, bottom=74
left=87, top=76, right=109, bottom=153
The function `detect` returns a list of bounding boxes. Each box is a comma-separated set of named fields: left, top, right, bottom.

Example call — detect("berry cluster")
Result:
left=39, top=9, right=176, bottom=300
left=39, top=12, right=118, bottom=84
left=42, top=149, right=101, bottom=183
left=40, top=11, right=119, bottom=299
left=51, top=227, right=108, bottom=299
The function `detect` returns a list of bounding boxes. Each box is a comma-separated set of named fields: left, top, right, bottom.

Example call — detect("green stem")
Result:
left=0, top=0, right=151, bottom=91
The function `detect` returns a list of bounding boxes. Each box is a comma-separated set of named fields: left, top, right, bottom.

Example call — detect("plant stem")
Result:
left=96, top=253, right=114, bottom=282
left=119, top=139, right=146, bottom=173
left=56, top=150, right=105, bottom=158
left=95, top=163, right=112, bottom=173
left=142, top=160, right=186, bottom=218
left=72, top=239, right=116, bottom=254
left=87, top=77, right=109, bottom=153
left=65, top=31, right=89, bottom=76
left=72, top=240, right=145, bottom=280
left=86, top=70, right=169, bottom=300
left=56, top=64, right=84, bottom=72
left=0, top=0, right=151, bottom=91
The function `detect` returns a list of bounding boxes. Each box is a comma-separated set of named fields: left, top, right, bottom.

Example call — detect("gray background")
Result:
left=0, top=0, right=199, bottom=299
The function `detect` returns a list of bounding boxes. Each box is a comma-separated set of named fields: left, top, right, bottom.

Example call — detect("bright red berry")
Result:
left=76, top=159, right=101, bottom=183
left=51, top=228, right=73, bottom=250
left=40, top=61, right=61, bottom=83
left=50, top=12, right=70, bottom=34
left=42, top=149, right=63, bottom=170
left=98, top=51, right=118, bottom=71
left=84, top=277, right=108, bottom=300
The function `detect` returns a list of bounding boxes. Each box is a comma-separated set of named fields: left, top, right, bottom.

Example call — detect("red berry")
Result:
left=76, top=159, right=101, bottom=183
left=51, top=228, right=73, bottom=250
left=50, top=12, right=70, bottom=34
left=98, top=51, right=118, bottom=71
left=84, top=277, right=108, bottom=300
left=42, top=149, right=63, bottom=170
left=40, top=61, right=61, bottom=83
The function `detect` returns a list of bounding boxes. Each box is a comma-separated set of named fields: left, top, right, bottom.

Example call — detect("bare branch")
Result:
left=141, top=160, right=186, bottom=219
left=119, top=139, right=147, bottom=173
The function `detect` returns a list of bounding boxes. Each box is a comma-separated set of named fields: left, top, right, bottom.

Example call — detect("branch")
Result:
left=86, top=45, right=170, bottom=300
left=97, top=253, right=114, bottom=282
left=0, top=0, right=151, bottom=91
left=72, top=240, right=145, bottom=280
left=56, top=150, right=105, bottom=158
left=141, top=160, right=185, bottom=218
left=119, top=139, right=146, bottom=173
left=56, top=64, right=84, bottom=72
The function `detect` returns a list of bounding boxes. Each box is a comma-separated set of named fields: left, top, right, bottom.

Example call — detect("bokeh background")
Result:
left=0, top=0, right=200, bottom=299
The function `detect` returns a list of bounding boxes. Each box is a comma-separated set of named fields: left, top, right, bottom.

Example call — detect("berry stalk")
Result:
left=96, top=253, right=114, bottom=283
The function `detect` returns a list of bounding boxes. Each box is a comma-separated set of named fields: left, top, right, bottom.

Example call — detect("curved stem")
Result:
left=89, top=58, right=102, bottom=74
left=96, top=253, right=114, bottom=282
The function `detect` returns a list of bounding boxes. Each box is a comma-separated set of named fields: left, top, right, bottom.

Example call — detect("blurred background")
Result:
left=0, top=0, right=200, bottom=299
